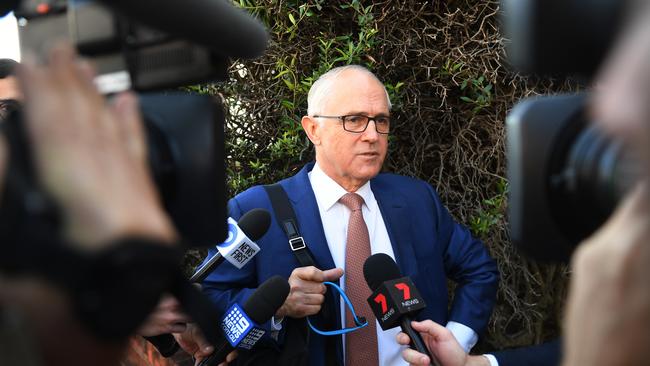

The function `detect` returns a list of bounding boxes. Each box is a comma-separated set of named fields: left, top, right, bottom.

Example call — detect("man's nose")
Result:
left=361, top=120, right=380, bottom=141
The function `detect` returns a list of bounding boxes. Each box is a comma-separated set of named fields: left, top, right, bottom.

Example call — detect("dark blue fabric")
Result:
left=202, top=163, right=499, bottom=366
left=492, top=339, right=561, bottom=366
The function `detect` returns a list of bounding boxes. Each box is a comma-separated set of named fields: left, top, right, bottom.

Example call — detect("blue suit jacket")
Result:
left=202, top=163, right=498, bottom=365
left=493, top=339, right=561, bottom=366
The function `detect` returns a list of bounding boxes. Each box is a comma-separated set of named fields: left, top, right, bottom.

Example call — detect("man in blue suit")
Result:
left=202, top=65, right=498, bottom=366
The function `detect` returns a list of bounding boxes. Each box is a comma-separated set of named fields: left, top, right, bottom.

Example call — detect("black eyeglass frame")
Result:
left=312, top=114, right=391, bottom=134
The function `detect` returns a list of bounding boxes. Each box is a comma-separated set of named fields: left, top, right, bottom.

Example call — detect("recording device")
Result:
left=364, top=253, right=440, bottom=366
left=0, top=0, right=269, bottom=248
left=8, top=0, right=268, bottom=92
left=197, top=275, right=291, bottom=366
left=502, top=0, right=628, bottom=78
left=190, top=208, right=271, bottom=283
left=502, top=0, right=639, bottom=261
left=507, top=94, right=640, bottom=261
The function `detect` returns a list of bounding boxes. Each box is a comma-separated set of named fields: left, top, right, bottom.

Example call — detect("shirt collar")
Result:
left=309, top=163, right=374, bottom=212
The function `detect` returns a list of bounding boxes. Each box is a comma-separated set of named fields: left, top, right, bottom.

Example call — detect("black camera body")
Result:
left=0, top=0, right=267, bottom=250
left=15, top=0, right=228, bottom=93
left=507, top=94, right=638, bottom=261
left=502, top=0, right=637, bottom=261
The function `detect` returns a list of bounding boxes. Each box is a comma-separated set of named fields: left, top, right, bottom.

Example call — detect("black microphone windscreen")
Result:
left=0, top=0, right=19, bottom=17
left=363, top=253, right=402, bottom=290
left=99, top=0, right=268, bottom=59
left=237, top=208, right=271, bottom=241
left=242, top=275, right=289, bottom=324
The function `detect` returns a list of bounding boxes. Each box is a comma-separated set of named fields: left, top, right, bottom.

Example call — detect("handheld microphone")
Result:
left=190, top=208, right=271, bottom=283
left=363, top=253, right=441, bottom=366
left=197, top=275, right=290, bottom=366
left=148, top=208, right=270, bottom=358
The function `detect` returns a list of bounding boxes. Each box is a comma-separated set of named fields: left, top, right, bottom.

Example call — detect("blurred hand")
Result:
left=173, top=322, right=215, bottom=365
left=275, top=266, right=343, bottom=318
left=138, top=295, right=190, bottom=336
left=563, top=184, right=650, bottom=366
left=563, top=3, right=650, bottom=366
left=217, top=350, right=238, bottom=366
left=17, top=43, right=176, bottom=248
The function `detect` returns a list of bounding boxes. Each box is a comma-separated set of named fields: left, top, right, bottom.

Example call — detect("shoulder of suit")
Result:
left=231, top=171, right=300, bottom=204
left=374, top=172, right=429, bottom=188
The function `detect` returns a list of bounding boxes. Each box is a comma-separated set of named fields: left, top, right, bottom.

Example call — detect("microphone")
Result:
left=99, top=0, right=269, bottom=59
left=197, top=275, right=290, bottom=366
left=363, top=253, right=441, bottom=366
left=190, top=208, right=271, bottom=283
left=0, top=0, right=19, bottom=17
left=147, top=208, right=270, bottom=358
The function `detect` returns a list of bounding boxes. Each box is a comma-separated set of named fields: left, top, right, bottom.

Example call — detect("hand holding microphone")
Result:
left=364, top=253, right=441, bottom=366
left=144, top=208, right=271, bottom=359
left=397, top=320, right=470, bottom=366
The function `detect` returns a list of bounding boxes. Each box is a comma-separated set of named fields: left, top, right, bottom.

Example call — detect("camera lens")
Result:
left=550, top=123, right=640, bottom=245
left=507, top=93, right=641, bottom=262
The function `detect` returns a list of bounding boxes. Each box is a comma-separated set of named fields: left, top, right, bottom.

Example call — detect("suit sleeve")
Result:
left=491, top=339, right=562, bottom=366
left=427, top=183, right=499, bottom=335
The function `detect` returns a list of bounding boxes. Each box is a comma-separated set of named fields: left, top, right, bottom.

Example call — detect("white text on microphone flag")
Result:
left=217, top=217, right=261, bottom=269
left=222, top=303, right=266, bottom=348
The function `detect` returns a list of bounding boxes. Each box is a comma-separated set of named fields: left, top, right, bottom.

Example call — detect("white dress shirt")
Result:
left=308, top=163, right=477, bottom=365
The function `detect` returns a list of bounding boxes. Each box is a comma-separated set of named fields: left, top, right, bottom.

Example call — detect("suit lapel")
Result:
left=281, top=163, right=337, bottom=271
left=282, top=164, right=343, bottom=365
left=372, top=177, right=419, bottom=278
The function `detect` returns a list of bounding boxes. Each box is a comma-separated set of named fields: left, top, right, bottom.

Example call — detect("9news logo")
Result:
left=222, top=304, right=253, bottom=346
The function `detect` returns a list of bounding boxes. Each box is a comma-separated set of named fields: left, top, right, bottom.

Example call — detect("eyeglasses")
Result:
left=312, top=114, right=390, bottom=134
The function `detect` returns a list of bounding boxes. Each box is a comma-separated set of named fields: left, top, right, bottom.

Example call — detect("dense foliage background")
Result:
left=191, top=0, right=576, bottom=352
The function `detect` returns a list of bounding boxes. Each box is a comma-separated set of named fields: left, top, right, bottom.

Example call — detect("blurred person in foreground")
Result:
left=0, top=43, right=236, bottom=366
left=396, top=1, right=650, bottom=366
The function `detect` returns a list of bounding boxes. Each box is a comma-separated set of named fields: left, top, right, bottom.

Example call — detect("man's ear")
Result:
left=301, top=115, right=321, bottom=145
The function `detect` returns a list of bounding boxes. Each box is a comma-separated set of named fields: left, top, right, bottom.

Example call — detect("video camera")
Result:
left=502, top=0, right=639, bottom=262
left=0, top=0, right=268, bottom=252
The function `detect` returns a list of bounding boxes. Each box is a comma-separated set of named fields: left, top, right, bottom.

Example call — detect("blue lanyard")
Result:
left=307, top=281, right=369, bottom=336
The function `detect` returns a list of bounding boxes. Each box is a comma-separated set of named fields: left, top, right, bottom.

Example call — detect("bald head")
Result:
left=307, top=65, right=391, bottom=117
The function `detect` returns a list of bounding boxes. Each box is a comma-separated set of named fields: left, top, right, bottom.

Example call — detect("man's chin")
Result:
left=354, top=165, right=383, bottom=181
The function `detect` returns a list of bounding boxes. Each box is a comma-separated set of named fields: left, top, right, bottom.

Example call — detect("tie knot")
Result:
left=339, top=192, right=364, bottom=211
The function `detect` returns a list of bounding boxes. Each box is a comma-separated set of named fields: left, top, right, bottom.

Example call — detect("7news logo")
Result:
left=368, top=277, right=426, bottom=330
left=374, top=282, right=413, bottom=314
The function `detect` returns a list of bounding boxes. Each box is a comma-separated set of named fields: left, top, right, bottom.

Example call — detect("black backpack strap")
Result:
left=263, top=183, right=341, bottom=366
left=264, top=184, right=317, bottom=267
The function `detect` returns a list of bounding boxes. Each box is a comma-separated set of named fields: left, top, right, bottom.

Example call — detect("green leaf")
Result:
left=281, top=100, right=294, bottom=109
left=283, top=78, right=295, bottom=90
